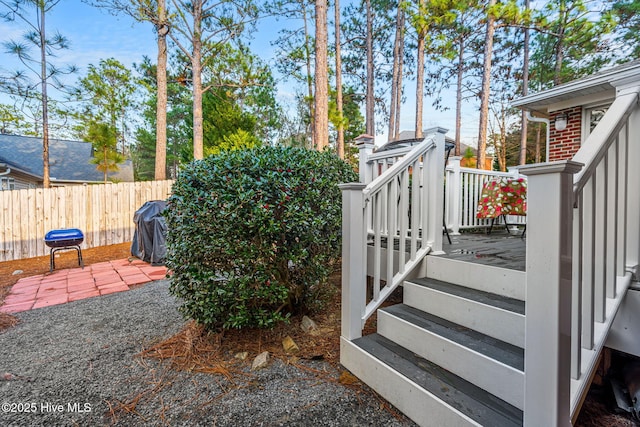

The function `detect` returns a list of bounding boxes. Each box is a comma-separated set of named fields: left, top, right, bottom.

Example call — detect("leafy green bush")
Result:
left=165, top=146, right=358, bottom=330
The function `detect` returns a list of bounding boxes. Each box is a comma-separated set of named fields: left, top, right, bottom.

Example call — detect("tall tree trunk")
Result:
left=497, top=107, right=507, bottom=172
left=388, top=6, right=404, bottom=141
left=518, top=0, right=530, bottom=166
left=313, top=0, right=328, bottom=150
left=365, top=0, right=375, bottom=136
left=477, top=0, right=496, bottom=170
left=454, top=39, right=464, bottom=156
left=553, top=4, right=566, bottom=86
left=155, top=0, right=168, bottom=180
left=334, top=0, right=344, bottom=158
left=303, top=2, right=314, bottom=148
left=39, top=3, right=50, bottom=188
left=415, top=0, right=425, bottom=140
left=192, top=1, right=204, bottom=160
left=394, top=12, right=404, bottom=140
left=111, top=107, right=122, bottom=155
left=103, top=145, right=108, bottom=183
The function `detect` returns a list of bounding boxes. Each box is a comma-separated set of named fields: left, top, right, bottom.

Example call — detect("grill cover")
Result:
left=131, top=201, right=167, bottom=266
left=44, top=228, right=84, bottom=248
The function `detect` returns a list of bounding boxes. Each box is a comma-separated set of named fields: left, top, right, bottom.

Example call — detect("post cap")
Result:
left=354, top=134, right=376, bottom=146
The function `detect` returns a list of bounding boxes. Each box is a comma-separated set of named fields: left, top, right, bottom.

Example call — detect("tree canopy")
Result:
left=0, top=0, right=638, bottom=179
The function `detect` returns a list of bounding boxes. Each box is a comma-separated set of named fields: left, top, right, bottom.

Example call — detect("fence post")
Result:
left=520, top=160, right=582, bottom=427
left=447, top=156, right=462, bottom=235
left=355, top=134, right=375, bottom=184
left=340, top=182, right=367, bottom=341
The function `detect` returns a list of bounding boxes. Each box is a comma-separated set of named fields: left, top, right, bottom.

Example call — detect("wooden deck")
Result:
left=441, top=229, right=526, bottom=272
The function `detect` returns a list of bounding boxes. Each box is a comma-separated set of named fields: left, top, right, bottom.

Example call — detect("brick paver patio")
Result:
left=0, top=259, right=168, bottom=314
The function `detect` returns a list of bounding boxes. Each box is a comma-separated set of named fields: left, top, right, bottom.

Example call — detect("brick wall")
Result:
left=548, top=106, right=582, bottom=161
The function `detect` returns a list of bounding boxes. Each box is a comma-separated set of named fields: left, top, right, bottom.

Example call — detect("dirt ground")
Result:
left=0, top=243, right=638, bottom=426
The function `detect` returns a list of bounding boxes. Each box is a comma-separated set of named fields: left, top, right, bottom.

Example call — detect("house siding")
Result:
left=2, top=171, right=37, bottom=190
left=11, top=177, right=33, bottom=190
left=548, top=106, right=582, bottom=161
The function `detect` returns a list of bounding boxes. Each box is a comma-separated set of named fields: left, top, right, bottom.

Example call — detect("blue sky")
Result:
left=0, top=1, right=477, bottom=147
left=1, top=2, right=167, bottom=77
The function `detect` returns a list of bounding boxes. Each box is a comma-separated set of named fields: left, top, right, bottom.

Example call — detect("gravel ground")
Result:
left=0, top=280, right=415, bottom=427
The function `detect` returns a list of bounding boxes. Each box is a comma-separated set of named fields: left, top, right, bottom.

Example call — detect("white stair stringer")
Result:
left=377, top=307, right=524, bottom=410
left=340, top=337, right=482, bottom=427
left=426, top=256, right=526, bottom=300
left=403, top=279, right=525, bottom=348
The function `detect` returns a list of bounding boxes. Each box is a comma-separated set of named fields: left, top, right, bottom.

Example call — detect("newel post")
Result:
left=507, top=165, right=521, bottom=180
left=519, top=161, right=583, bottom=427
left=355, top=134, right=375, bottom=184
left=426, top=128, right=446, bottom=253
left=340, top=182, right=367, bottom=341
left=447, top=156, right=462, bottom=235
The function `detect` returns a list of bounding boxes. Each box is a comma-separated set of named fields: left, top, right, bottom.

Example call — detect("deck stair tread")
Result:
left=410, top=277, right=525, bottom=315
left=353, top=333, right=523, bottom=427
left=381, top=304, right=524, bottom=371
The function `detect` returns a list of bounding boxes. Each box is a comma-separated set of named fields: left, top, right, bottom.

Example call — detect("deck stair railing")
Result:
left=521, top=85, right=640, bottom=426
left=340, top=129, right=446, bottom=340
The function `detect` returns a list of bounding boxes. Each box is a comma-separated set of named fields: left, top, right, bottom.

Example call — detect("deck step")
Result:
left=346, top=334, right=523, bottom=427
left=426, top=255, right=526, bottom=300
left=404, top=278, right=525, bottom=347
left=378, top=304, right=524, bottom=409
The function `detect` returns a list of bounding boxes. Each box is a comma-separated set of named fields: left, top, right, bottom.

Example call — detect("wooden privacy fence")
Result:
left=0, top=180, right=174, bottom=262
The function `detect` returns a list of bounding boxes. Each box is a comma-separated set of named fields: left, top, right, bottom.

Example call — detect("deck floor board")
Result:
left=442, top=230, right=526, bottom=272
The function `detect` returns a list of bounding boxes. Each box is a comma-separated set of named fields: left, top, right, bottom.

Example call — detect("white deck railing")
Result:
left=340, top=130, right=446, bottom=340
left=521, top=86, right=640, bottom=426
left=445, top=159, right=526, bottom=234
left=341, top=88, right=640, bottom=424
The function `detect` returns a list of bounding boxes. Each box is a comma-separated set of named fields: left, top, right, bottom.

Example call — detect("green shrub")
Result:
left=165, top=146, right=358, bottom=330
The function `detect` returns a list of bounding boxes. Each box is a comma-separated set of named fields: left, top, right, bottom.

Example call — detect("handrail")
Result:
left=360, top=135, right=441, bottom=323
left=366, top=145, right=414, bottom=162
left=565, top=88, right=639, bottom=418
left=522, top=86, right=640, bottom=424
left=340, top=130, right=445, bottom=340
left=573, top=87, right=639, bottom=195
left=363, top=138, right=436, bottom=200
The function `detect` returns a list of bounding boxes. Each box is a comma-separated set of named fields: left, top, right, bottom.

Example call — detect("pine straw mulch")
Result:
left=0, top=312, right=18, bottom=331
left=107, top=272, right=407, bottom=423
left=138, top=271, right=395, bottom=373
left=576, top=387, right=640, bottom=427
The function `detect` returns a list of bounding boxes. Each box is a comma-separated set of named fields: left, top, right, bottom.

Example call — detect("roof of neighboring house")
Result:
left=512, top=59, right=640, bottom=113
left=0, top=156, right=41, bottom=180
left=377, top=127, right=455, bottom=153
left=377, top=128, right=483, bottom=159
left=0, top=134, right=133, bottom=183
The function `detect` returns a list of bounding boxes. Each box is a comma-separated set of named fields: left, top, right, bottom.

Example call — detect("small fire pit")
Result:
left=44, top=228, right=84, bottom=272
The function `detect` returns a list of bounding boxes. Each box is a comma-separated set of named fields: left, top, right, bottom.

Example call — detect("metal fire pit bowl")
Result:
left=44, top=228, right=84, bottom=272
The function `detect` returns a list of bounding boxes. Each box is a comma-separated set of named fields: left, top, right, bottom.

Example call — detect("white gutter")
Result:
left=513, top=60, right=640, bottom=108
left=526, top=112, right=550, bottom=163
left=0, top=163, right=11, bottom=177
